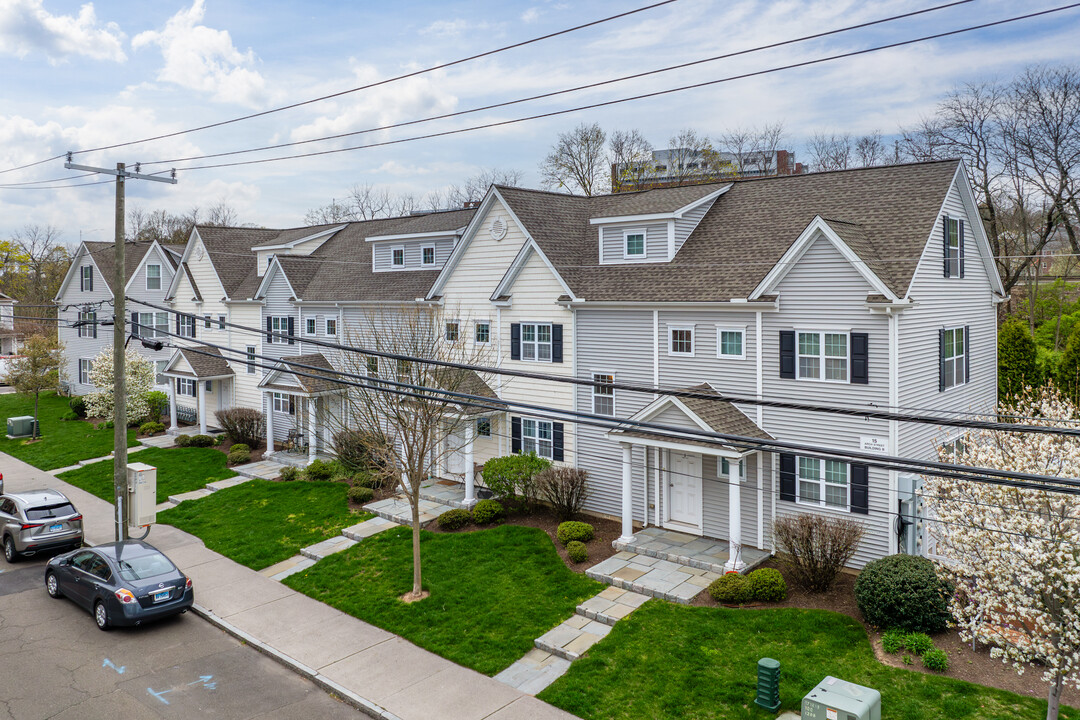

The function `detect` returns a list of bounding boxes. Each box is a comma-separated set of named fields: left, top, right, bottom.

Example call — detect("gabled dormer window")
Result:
left=421, top=246, right=436, bottom=266
left=943, top=216, right=964, bottom=278
left=624, top=229, right=646, bottom=258
left=391, top=246, right=405, bottom=268
left=145, top=264, right=161, bottom=290
left=80, top=265, right=93, bottom=292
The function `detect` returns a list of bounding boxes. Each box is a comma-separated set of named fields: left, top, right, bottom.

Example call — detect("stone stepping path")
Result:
left=138, top=434, right=177, bottom=448
left=231, top=459, right=287, bottom=480
left=257, top=515, right=399, bottom=584
left=342, top=516, right=398, bottom=541
left=576, top=585, right=651, bottom=626
left=168, top=488, right=214, bottom=505
left=300, top=535, right=357, bottom=561
left=363, top=495, right=453, bottom=528
left=535, top=613, right=613, bottom=662
left=586, top=552, right=720, bottom=604
left=494, top=649, right=572, bottom=695
left=50, top=447, right=151, bottom=475
left=205, top=476, right=252, bottom=492
left=259, top=555, right=318, bottom=581
left=614, top=526, right=771, bottom=574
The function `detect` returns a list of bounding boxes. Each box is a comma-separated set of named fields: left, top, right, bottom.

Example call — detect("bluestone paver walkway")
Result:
left=0, top=451, right=575, bottom=720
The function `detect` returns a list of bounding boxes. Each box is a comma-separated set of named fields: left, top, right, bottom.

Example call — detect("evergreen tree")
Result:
left=1057, top=324, right=1080, bottom=404
left=998, top=318, right=1040, bottom=400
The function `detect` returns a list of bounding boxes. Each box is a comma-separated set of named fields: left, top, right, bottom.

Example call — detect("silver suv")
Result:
left=0, top=489, right=84, bottom=562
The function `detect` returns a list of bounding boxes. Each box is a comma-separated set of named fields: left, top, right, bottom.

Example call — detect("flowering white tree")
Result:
left=86, top=347, right=155, bottom=422
left=923, top=386, right=1080, bottom=720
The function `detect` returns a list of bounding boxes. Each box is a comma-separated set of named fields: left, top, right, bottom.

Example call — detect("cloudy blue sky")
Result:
left=1, top=0, right=1078, bottom=243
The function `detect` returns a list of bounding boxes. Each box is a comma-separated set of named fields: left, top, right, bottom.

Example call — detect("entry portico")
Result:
left=607, top=383, right=773, bottom=572
left=258, top=353, right=348, bottom=465
left=162, top=346, right=235, bottom=435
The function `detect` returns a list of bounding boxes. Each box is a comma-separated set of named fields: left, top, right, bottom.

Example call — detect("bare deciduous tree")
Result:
left=540, top=122, right=608, bottom=196
left=854, top=131, right=886, bottom=167
left=665, top=128, right=716, bottom=186
left=2, top=224, right=69, bottom=337
left=807, top=132, right=852, bottom=171
left=608, top=129, right=654, bottom=192
left=446, top=168, right=525, bottom=207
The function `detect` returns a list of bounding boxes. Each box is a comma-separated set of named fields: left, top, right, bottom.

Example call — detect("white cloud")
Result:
left=419, top=18, right=499, bottom=38
left=131, top=0, right=266, bottom=107
left=0, top=0, right=126, bottom=63
left=521, top=8, right=541, bottom=23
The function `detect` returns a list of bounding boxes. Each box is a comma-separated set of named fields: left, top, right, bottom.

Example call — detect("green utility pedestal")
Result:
left=755, top=657, right=781, bottom=712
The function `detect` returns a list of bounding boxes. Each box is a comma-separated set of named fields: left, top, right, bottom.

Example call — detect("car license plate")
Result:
left=49, top=523, right=62, bottom=532
left=152, top=589, right=170, bottom=603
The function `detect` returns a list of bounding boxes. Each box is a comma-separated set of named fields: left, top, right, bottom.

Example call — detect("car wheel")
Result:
left=3, top=535, right=17, bottom=563
left=45, top=572, right=62, bottom=598
left=94, top=601, right=110, bottom=631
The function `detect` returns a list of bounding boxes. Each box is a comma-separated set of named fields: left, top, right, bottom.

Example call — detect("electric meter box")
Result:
left=126, top=462, right=157, bottom=528
left=802, top=676, right=881, bottom=720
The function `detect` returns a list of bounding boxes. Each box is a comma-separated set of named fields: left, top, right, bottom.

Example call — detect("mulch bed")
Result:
left=692, top=558, right=1075, bottom=706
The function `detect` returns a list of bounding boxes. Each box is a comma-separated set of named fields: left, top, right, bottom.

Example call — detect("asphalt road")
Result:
left=0, top=551, right=362, bottom=720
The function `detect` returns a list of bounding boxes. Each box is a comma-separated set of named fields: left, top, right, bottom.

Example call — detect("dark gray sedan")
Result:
left=45, top=540, right=194, bottom=630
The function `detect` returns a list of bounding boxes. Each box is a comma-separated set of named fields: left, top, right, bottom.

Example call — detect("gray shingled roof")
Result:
left=83, top=241, right=153, bottom=295
left=173, top=346, right=233, bottom=378
left=617, top=384, right=772, bottom=449
left=495, top=160, right=962, bottom=301
left=267, top=353, right=347, bottom=394
left=192, top=226, right=274, bottom=300
left=249, top=224, right=342, bottom=249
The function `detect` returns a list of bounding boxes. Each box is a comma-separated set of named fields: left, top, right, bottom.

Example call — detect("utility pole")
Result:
left=64, top=156, right=176, bottom=542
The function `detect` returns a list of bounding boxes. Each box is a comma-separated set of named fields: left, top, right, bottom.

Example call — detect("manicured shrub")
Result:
left=347, top=485, right=374, bottom=504
left=214, top=407, right=265, bottom=448
left=144, top=390, right=169, bottom=423
left=60, top=410, right=79, bottom=421
left=773, top=514, right=864, bottom=592
left=536, top=466, right=589, bottom=520
left=227, top=448, right=250, bottom=465
left=139, top=421, right=165, bottom=436
left=746, top=568, right=787, bottom=602
left=303, top=459, right=336, bottom=481
left=471, top=499, right=504, bottom=525
left=68, top=396, right=87, bottom=418
left=854, top=554, right=951, bottom=633
left=709, top=573, right=751, bottom=604
left=437, top=508, right=472, bottom=530
left=229, top=443, right=251, bottom=454
left=186, top=434, right=216, bottom=448
left=556, top=521, right=594, bottom=546
left=279, top=466, right=301, bottom=482
left=922, top=647, right=949, bottom=672
left=175, top=434, right=192, bottom=447
left=566, top=540, right=588, bottom=563
left=481, top=453, right=551, bottom=504
left=903, top=632, right=934, bottom=656
left=881, top=628, right=907, bottom=654
left=332, top=428, right=390, bottom=473
left=353, top=473, right=382, bottom=489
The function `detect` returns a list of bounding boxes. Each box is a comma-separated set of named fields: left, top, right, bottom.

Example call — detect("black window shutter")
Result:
left=779, top=330, right=795, bottom=379
left=851, top=463, right=869, bottom=514
left=958, top=219, right=966, bottom=278
left=131, top=311, right=139, bottom=337
left=287, top=316, right=295, bottom=345
left=510, top=323, right=521, bottom=361
left=942, top=216, right=951, bottom=278
left=88, top=267, right=93, bottom=292
left=850, top=332, right=869, bottom=384
left=190, top=314, right=196, bottom=339
left=938, top=328, right=946, bottom=392
left=551, top=324, right=563, bottom=363
left=266, top=317, right=273, bottom=343
left=964, top=325, right=970, bottom=385
left=779, top=453, right=796, bottom=502
left=176, top=313, right=181, bottom=335
left=91, top=312, right=97, bottom=339
left=552, top=422, right=564, bottom=461
left=511, top=417, right=521, bottom=454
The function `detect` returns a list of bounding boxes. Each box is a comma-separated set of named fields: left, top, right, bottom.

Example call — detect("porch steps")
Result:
left=300, top=535, right=357, bottom=561
left=534, top=614, right=612, bottom=662
left=231, top=460, right=287, bottom=480
left=341, top=516, right=399, bottom=541
left=362, top=495, right=453, bottom=528
left=613, top=532, right=731, bottom=576
left=586, top=552, right=721, bottom=605
left=575, top=586, right=652, bottom=626
left=417, top=478, right=471, bottom=509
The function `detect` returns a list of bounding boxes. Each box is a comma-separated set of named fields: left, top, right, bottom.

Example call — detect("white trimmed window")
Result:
left=624, top=229, right=646, bottom=258
left=391, top=246, right=405, bottom=267
left=366, top=356, right=379, bottom=377
left=218, top=315, right=226, bottom=329
left=136, top=312, right=169, bottom=339
left=720, top=458, right=745, bottom=478
left=78, top=311, right=96, bottom=338
left=270, top=316, right=289, bottom=344
left=797, top=456, right=848, bottom=508
left=716, top=326, right=744, bottom=359
left=272, top=392, right=294, bottom=415
left=155, top=360, right=167, bottom=385
left=668, top=326, right=694, bottom=356
left=942, top=327, right=966, bottom=388
left=476, top=417, right=492, bottom=437
left=474, top=321, right=490, bottom=345
left=521, top=323, right=552, bottom=362
left=444, top=320, right=460, bottom=342
left=179, top=314, right=196, bottom=338
left=592, top=373, right=614, bottom=416
left=306, top=318, right=317, bottom=335
left=78, top=359, right=91, bottom=385
left=522, top=418, right=553, bottom=459
left=204, top=315, right=212, bottom=329
left=421, top=245, right=436, bottom=266
left=939, top=435, right=967, bottom=462
left=145, top=264, right=161, bottom=290
left=797, top=331, right=848, bottom=381
left=80, top=265, right=93, bottom=291
left=246, top=346, right=257, bottom=374
left=945, top=217, right=960, bottom=277
left=177, top=378, right=197, bottom=397
left=325, top=318, right=337, bottom=336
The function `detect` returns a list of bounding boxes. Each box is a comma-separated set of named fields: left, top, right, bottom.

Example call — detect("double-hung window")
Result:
left=521, top=418, right=553, bottom=459
left=177, top=378, right=196, bottom=397
left=145, top=264, right=161, bottom=291
left=391, top=246, right=405, bottom=268
left=797, top=331, right=847, bottom=381
left=521, top=323, right=552, bottom=361
left=797, top=456, right=848, bottom=508
left=80, top=265, right=93, bottom=291
left=669, top=326, right=693, bottom=356
left=306, top=318, right=317, bottom=335
left=444, top=320, right=460, bottom=342
left=270, top=316, right=289, bottom=344
left=421, top=246, right=436, bottom=266
left=246, top=346, right=257, bottom=374
left=944, top=217, right=960, bottom=277
left=476, top=417, right=492, bottom=437
left=272, top=392, right=294, bottom=414
left=325, top=318, right=337, bottom=336
left=942, top=327, right=966, bottom=388
left=78, top=359, right=91, bottom=385
left=624, top=229, right=646, bottom=258
left=204, top=315, right=212, bottom=329
left=592, top=373, right=614, bottom=416
left=179, top=314, right=196, bottom=338
left=218, top=315, right=226, bottom=329
left=474, top=321, right=490, bottom=345
left=717, top=326, right=744, bottom=359
left=365, top=356, right=379, bottom=377
left=136, top=312, right=169, bottom=338
left=78, top=311, right=96, bottom=338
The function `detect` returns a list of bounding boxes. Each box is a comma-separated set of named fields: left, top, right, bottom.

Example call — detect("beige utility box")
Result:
left=126, top=463, right=158, bottom=528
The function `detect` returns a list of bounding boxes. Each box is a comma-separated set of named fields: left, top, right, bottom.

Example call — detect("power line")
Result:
left=137, top=0, right=978, bottom=167
left=145, top=4, right=1080, bottom=174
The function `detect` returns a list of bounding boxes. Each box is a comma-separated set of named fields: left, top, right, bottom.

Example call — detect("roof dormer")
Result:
left=368, top=228, right=466, bottom=273
left=252, top=225, right=346, bottom=276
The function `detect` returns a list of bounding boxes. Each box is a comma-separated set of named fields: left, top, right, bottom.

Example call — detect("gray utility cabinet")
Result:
left=7, top=416, right=39, bottom=438
left=801, top=676, right=881, bottom=720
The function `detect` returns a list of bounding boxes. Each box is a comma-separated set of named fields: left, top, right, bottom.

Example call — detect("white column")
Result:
left=197, top=380, right=206, bottom=435
left=435, top=421, right=445, bottom=479
left=308, top=397, right=317, bottom=464
left=726, top=455, right=745, bottom=572
left=463, top=418, right=476, bottom=508
left=265, top=393, right=274, bottom=453
left=168, top=381, right=178, bottom=431
left=618, top=443, right=634, bottom=543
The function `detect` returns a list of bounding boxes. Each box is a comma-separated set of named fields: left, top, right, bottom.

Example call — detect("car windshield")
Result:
left=116, top=552, right=175, bottom=581
left=25, top=503, right=76, bottom=520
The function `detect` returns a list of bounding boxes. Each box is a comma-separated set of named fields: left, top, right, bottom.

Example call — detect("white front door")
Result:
left=667, top=452, right=702, bottom=529
left=446, top=427, right=467, bottom=476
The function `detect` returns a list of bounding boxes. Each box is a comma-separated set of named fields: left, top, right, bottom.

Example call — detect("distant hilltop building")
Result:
left=612, top=147, right=804, bottom=192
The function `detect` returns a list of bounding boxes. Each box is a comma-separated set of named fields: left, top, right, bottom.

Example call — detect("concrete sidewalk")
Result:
left=0, top=452, right=576, bottom=720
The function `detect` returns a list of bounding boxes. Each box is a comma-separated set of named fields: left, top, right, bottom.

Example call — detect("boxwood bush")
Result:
left=279, top=466, right=301, bottom=482
left=303, top=459, right=336, bottom=481
left=746, top=567, right=787, bottom=602
left=227, top=448, right=250, bottom=465
left=854, top=554, right=951, bottom=633
left=709, top=573, right=751, bottom=604
left=438, top=508, right=472, bottom=530
left=471, top=499, right=504, bottom=525
left=556, top=521, right=594, bottom=546
left=186, top=434, right=216, bottom=448
left=139, top=421, right=165, bottom=436
left=69, top=396, right=87, bottom=418
left=347, top=485, right=374, bottom=504
left=566, top=540, right=588, bottom=563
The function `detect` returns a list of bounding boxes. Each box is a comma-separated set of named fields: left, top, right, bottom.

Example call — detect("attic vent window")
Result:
left=490, top=217, right=507, bottom=241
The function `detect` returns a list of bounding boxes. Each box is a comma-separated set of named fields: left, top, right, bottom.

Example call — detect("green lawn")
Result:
left=158, top=479, right=368, bottom=570
left=284, top=524, right=603, bottom=676
left=0, top=392, right=136, bottom=470
left=58, top=447, right=235, bottom=504
left=538, top=602, right=1077, bottom=720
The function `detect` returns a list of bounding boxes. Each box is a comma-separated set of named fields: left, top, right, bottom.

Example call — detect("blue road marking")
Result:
left=102, top=658, right=125, bottom=674
left=147, top=688, right=172, bottom=705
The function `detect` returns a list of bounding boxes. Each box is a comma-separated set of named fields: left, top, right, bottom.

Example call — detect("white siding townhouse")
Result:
left=56, top=240, right=183, bottom=395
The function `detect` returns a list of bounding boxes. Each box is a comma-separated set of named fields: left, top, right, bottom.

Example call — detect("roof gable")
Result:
left=490, top=238, right=577, bottom=302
